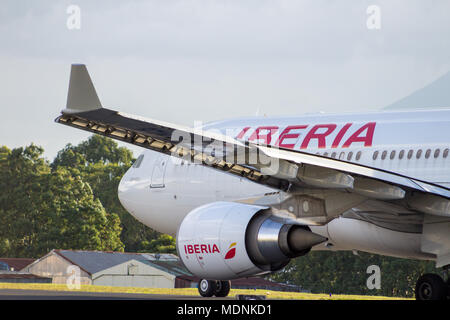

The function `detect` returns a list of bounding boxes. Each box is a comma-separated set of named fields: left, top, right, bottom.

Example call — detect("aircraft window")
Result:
left=407, top=150, right=413, bottom=159
left=323, top=152, right=329, bottom=157
left=373, top=151, right=379, bottom=160
left=339, top=152, right=345, bottom=160
left=390, top=150, right=396, bottom=160
left=132, top=154, right=144, bottom=168
left=416, top=149, right=422, bottom=159
left=444, top=148, right=449, bottom=158
left=381, top=151, right=387, bottom=160
left=425, top=149, right=431, bottom=159
left=331, top=152, right=337, bottom=158
left=347, top=152, right=353, bottom=161
left=356, top=151, right=362, bottom=161
left=399, top=150, right=405, bottom=160
left=434, top=149, right=440, bottom=158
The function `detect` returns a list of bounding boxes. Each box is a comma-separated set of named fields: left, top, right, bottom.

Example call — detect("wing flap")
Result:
left=55, top=64, right=450, bottom=220
left=56, top=106, right=450, bottom=216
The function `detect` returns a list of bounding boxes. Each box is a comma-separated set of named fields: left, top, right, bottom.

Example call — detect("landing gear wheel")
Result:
left=415, top=273, right=447, bottom=300
left=198, top=279, right=217, bottom=297
left=214, top=280, right=231, bottom=297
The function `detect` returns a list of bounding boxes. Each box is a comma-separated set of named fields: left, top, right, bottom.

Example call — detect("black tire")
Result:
left=198, top=279, right=217, bottom=297
left=415, top=273, right=447, bottom=300
left=214, top=280, right=231, bottom=297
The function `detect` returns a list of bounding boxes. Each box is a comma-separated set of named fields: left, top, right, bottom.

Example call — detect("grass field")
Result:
left=0, top=283, right=411, bottom=300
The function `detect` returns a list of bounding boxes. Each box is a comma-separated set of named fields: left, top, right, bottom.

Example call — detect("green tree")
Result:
left=142, top=234, right=176, bottom=254
left=0, top=144, right=124, bottom=258
left=36, top=167, right=124, bottom=254
left=52, top=135, right=133, bottom=168
left=269, top=251, right=438, bottom=297
left=0, top=144, right=50, bottom=256
left=51, top=135, right=170, bottom=252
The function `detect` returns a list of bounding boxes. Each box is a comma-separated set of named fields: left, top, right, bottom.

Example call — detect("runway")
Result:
left=0, top=288, right=229, bottom=300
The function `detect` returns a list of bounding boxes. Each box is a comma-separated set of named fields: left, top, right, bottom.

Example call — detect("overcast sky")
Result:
left=1, top=0, right=449, bottom=160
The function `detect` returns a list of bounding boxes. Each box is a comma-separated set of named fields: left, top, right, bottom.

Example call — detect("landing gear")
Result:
left=197, top=279, right=231, bottom=297
left=415, top=273, right=449, bottom=300
left=214, top=280, right=231, bottom=297
left=198, top=279, right=217, bottom=297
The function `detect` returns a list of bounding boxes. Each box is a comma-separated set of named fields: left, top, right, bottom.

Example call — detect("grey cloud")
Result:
left=0, top=1, right=449, bottom=160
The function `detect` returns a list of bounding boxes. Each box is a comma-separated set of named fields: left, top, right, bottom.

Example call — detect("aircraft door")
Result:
left=150, top=155, right=168, bottom=188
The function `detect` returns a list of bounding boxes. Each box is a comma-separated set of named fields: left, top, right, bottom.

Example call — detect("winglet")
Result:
left=62, top=64, right=102, bottom=114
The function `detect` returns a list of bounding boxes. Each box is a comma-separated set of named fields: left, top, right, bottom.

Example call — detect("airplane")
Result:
left=56, top=64, right=450, bottom=300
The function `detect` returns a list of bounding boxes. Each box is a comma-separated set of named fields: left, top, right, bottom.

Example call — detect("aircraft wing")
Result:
left=56, top=64, right=450, bottom=266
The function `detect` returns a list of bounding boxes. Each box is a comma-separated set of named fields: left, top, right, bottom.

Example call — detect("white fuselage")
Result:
left=118, top=109, right=450, bottom=262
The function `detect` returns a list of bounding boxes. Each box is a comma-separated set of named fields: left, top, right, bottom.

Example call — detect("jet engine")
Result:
left=176, top=201, right=327, bottom=280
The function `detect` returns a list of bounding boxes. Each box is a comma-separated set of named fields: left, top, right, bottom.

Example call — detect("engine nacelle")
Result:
left=176, top=201, right=326, bottom=280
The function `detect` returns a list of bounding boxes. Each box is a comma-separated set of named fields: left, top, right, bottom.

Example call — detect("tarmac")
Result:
left=0, top=288, right=228, bottom=300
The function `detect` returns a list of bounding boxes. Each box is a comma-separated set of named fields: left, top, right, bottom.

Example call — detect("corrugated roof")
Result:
left=0, top=271, right=51, bottom=280
left=55, top=250, right=145, bottom=275
left=0, top=258, right=36, bottom=271
left=54, top=250, right=192, bottom=276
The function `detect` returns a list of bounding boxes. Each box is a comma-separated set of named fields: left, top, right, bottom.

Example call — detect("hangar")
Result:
left=23, top=249, right=191, bottom=288
left=20, top=250, right=304, bottom=291
left=0, top=258, right=35, bottom=272
left=0, top=258, right=52, bottom=284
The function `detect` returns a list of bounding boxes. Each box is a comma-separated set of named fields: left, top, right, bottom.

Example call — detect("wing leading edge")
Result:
left=55, top=65, right=450, bottom=221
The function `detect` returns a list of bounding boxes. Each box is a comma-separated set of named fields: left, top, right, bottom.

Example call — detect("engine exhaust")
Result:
left=245, top=212, right=327, bottom=271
